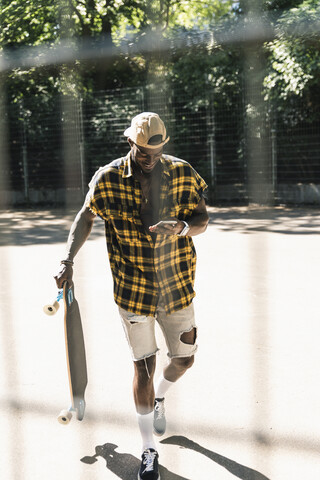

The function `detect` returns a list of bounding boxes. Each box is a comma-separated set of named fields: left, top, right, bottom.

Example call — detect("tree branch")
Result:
left=67, top=0, right=85, bottom=30
left=162, top=0, right=172, bottom=32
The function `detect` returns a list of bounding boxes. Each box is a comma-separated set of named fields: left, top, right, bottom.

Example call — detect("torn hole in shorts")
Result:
left=180, top=326, right=197, bottom=345
left=127, top=313, right=149, bottom=325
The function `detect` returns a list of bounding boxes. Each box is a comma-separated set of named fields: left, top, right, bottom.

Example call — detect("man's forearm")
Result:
left=63, top=207, right=95, bottom=262
left=187, top=211, right=209, bottom=236
left=186, top=197, right=209, bottom=237
left=149, top=197, right=209, bottom=236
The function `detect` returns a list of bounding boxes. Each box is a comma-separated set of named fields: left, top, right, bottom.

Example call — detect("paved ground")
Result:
left=1, top=206, right=320, bottom=480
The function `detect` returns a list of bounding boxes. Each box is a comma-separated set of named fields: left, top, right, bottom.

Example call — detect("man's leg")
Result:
left=154, top=304, right=198, bottom=435
left=134, top=355, right=158, bottom=452
left=134, top=355, right=157, bottom=413
left=118, top=307, right=160, bottom=478
left=154, top=353, right=195, bottom=437
left=154, top=329, right=196, bottom=398
left=118, top=307, right=160, bottom=465
left=163, top=328, right=196, bottom=381
left=134, top=355, right=161, bottom=480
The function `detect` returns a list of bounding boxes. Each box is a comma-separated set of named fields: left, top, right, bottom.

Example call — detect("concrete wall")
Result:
left=277, top=183, right=320, bottom=205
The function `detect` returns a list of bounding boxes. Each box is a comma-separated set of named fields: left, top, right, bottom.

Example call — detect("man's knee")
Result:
left=180, top=327, right=197, bottom=346
left=134, top=356, right=156, bottom=385
left=171, top=355, right=194, bottom=372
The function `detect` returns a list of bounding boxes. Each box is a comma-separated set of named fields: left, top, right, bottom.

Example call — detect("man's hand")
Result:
left=54, top=263, right=73, bottom=289
left=149, top=219, right=184, bottom=236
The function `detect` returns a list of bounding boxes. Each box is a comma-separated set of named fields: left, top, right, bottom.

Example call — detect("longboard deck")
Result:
left=63, top=282, right=88, bottom=421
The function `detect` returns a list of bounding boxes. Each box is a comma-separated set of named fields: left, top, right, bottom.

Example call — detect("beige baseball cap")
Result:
left=124, top=112, right=170, bottom=149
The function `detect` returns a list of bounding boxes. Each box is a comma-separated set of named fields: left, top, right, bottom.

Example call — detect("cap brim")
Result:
left=136, top=136, right=170, bottom=149
left=123, top=129, right=170, bottom=149
left=124, top=126, right=132, bottom=137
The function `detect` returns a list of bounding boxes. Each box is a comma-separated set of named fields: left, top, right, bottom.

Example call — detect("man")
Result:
left=55, top=112, right=208, bottom=480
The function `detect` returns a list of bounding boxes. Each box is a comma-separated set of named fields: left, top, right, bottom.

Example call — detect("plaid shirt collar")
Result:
left=122, top=152, right=171, bottom=179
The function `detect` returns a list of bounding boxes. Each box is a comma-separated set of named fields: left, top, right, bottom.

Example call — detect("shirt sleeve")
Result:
left=191, top=166, right=208, bottom=205
left=85, top=167, right=108, bottom=219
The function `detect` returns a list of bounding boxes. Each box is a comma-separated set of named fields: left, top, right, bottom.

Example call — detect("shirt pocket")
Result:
left=108, top=203, right=140, bottom=244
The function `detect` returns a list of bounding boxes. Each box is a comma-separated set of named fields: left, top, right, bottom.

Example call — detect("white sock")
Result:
left=137, top=412, right=157, bottom=452
left=154, top=373, right=175, bottom=399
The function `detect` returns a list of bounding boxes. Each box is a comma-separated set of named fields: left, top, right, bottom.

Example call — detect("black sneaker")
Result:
left=153, top=398, right=166, bottom=436
left=138, top=449, right=160, bottom=480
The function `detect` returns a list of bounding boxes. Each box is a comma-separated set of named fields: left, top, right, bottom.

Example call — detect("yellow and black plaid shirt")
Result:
left=86, top=153, right=207, bottom=315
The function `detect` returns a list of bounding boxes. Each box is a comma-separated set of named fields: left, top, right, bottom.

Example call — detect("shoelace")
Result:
left=155, top=400, right=165, bottom=419
left=142, top=450, right=157, bottom=473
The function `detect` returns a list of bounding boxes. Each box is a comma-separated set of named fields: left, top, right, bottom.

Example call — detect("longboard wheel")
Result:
left=43, top=301, right=60, bottom=316
left=58, top=409, right=72, bottom=425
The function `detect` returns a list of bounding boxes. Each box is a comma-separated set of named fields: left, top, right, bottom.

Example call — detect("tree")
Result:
left=0, top=0, right=236, bottom=96
left=264, top=0, right=320, bottom=122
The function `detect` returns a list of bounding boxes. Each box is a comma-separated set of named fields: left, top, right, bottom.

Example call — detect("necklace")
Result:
left=141, top=178, right=152, bottom=204
left=132, top=158, right=160, bottom=204
left=133, top=163, right=153, bottom=204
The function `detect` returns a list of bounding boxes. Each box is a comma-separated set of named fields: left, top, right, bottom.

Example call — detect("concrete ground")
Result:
left=1, top=206, right=320, bottom=480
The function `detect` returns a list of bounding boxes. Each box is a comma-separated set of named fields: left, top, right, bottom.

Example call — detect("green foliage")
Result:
left=1, top=1, right=229, bottom=99
left=264, top=40, right=315, bottom=98
left=264, top=0, right=320, bottom=122
left=168, top=41, right=241, bottom=111
left=1, top=0, right=320, bottom=139
left=0, top=1, right=58, bottom=47
left=263, top=0, right=303, bottom=11
left=114, top=0, right=233, bottom=36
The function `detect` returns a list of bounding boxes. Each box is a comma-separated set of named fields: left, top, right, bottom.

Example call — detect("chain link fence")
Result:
left=3, top=84, right=320, bottom=206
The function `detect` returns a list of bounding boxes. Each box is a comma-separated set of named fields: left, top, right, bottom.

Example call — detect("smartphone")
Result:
left=149, top=220, right=178, bottom=232
left=158, top=220, right=178, bottom=226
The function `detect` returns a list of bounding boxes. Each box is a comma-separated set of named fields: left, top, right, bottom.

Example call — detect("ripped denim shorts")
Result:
left=118, top=301, right=198, bottom=362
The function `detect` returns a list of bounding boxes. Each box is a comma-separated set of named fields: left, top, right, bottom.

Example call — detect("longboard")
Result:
left=44, top=282, right=88, bottom=424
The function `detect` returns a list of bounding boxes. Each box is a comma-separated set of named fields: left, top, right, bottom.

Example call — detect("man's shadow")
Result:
left=161, top=436, right=270, bottom=480
left=81, top=442, right=189, bottom=479
left=81, top=436, right=270, bottom=480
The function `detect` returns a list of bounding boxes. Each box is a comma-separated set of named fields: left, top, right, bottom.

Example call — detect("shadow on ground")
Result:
left=1, top=206, right=320, bottom=247
left=208, top=206, right=320, bottom=235
left=81, top=436, right=270, bottom=480
left=81, top=442, right=190, bottom=480
left=0, top=209, right=105, bottom=246
left=161, top=436, right=270, bottom=480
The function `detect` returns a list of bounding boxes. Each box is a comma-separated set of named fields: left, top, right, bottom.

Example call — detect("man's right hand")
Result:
left=54, top=263, right=73, bottom=289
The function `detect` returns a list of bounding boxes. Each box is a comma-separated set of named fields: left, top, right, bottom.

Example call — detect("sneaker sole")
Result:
left=138, top=473, right=161, bottom=480
left=153, top=427, right=166, bottom=437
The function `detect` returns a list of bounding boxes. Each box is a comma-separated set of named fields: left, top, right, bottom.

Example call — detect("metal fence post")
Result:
left=140, top=87, right=145, bottom=111
left=78, top=96, right=86, bottom=197
left=0, top=81, right=10, bottom=208
left=20, top=102, right=29, bottom=203
left=207, top=90, right=216, bottom=204
left=271, top=127, right=278, bottom=202
left=208, top=133, right=216, bottom=203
